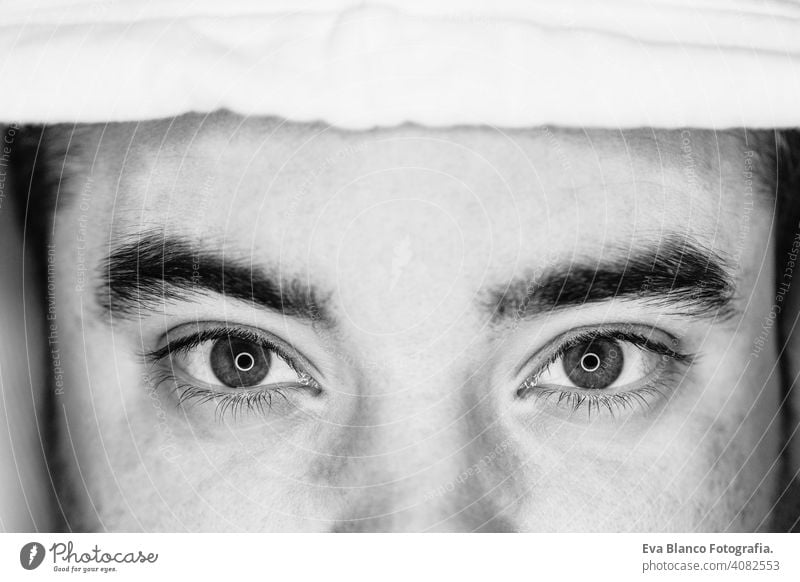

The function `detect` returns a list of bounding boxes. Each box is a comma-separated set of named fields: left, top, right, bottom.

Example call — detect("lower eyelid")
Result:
left=535, top=385, right=668, bottom=417
left=517, top=357, right=690, bottom=420
left=147, top=369, right=307, bottom=421
left=183, top=385, right=293, bottom=419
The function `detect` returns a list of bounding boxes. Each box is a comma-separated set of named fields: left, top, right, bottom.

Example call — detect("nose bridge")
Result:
left=331, top=367, right=520, bottom=531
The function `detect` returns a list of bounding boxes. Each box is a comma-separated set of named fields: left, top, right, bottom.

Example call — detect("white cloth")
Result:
left=1, top=0, right=800, bottom=128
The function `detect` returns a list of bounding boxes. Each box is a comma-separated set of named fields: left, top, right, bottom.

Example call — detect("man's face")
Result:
left=51, top=114, right=780, bottom=531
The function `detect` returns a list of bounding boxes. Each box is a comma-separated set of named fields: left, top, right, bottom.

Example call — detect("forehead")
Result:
left=56, top=114, right=760, bottom=281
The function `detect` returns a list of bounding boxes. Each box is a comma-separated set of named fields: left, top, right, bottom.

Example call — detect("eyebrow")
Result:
left=98, top=232, right=329, bottom=323
left=100, top=232, right=735, bottom=325
left=485, top=235, right=737, bottom=323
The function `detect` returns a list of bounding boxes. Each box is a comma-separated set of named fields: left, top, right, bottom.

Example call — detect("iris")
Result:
left=561, top=338, right=623, bottom=389
left=210, top=337, right=272, bottom=387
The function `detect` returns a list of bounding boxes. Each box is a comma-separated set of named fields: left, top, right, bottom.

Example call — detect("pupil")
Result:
left=210, top=337, right=271, bottom=387
left=580, top=353, right=601, bottom=372
left=235, top=352, right=255, bottom=372
left=562, top=338, right=623, bottom=390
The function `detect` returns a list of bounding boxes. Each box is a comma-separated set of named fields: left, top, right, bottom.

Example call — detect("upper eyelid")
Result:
left=142, top=322, right=325, bottom=381
left=551, top=330, right=687, bottom=363
left=512, top=323, right=686, bottom=380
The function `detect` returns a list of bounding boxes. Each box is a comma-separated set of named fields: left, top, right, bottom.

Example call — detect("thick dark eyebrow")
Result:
left=486, top=235, right=737, bottom=322
left=97, top=233, right=329, bottom=323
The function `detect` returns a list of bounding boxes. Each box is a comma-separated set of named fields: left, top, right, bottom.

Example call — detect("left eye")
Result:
left=532, top=336, right=663, bottom=391
left=516, top=328, right=694, bottom=417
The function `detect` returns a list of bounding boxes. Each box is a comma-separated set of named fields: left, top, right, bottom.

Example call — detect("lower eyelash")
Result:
left=182, top=385, right=290, bottom=420
left=148, top=369, right=292, bottom=421
left=533, top=384, right=668, bottom=419
left=523, top=362, right=688, bottom=420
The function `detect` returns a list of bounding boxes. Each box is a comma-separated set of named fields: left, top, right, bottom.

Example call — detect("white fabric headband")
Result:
left=1, top=0, right=800, bottom=129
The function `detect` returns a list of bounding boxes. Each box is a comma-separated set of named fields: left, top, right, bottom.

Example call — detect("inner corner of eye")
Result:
left=515, top=373, right=543, bottom=398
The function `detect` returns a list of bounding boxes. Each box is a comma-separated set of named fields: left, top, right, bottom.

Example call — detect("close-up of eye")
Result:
left=144, top=326, right=321, bottom=419
left=516, top=327, right=695, bottom=417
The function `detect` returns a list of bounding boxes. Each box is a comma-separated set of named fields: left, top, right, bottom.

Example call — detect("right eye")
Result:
left=177, top=334, right=311, bottom=389
left=144, top=325, right=321, bottom=419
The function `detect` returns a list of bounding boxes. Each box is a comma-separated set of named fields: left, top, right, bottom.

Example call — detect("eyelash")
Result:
left=144, top=325, right=694, bottom=422
left=517, top=328, right=696, bottom=418
left=143, top=326, right=317, bottom=420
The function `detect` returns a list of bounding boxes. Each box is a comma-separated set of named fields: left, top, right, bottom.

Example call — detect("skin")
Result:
left=48, top=113, right=782, bottom=531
